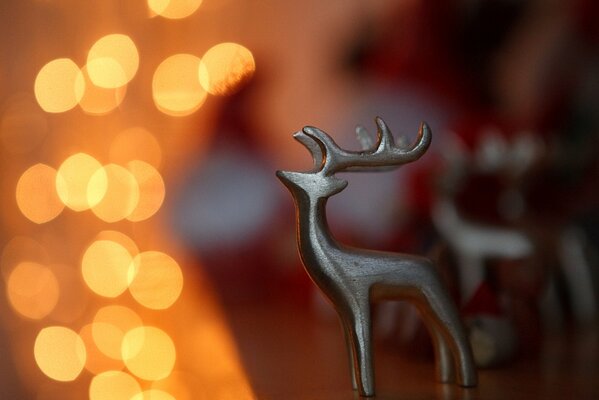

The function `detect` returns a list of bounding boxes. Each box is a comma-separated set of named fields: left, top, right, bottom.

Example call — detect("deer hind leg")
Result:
left=419, top=284, right=477, bottom=387
left=419, top=314, right=455, bottom=383
left=342, top=298, right=375, bottom=397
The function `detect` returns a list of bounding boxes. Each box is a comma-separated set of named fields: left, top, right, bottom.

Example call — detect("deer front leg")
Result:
left=346, top=299, right=375, bottom=397
left=340, top=318, right=358, bottom=390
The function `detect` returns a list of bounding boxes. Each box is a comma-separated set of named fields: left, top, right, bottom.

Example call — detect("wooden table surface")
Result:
left=225, top=299, right=599, bottom=400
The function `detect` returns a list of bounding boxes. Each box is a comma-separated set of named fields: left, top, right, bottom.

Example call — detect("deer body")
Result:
left=277, top=118, right=476, bottom=397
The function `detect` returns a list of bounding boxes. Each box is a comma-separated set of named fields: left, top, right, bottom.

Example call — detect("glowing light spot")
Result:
left=81, top=240, right=134, bottom=298
left=56, top=153, right=106, bottom=211
left=122, top=326, right=176, bottom=381
left=0, top=93, right=48, bottom=154
left=16, top=164, right=64, bottom=224
left=34, top=58, right=85, bottom=113
left=79, top=66, right=127, bottom=115
left=88, top=164, right=139, bottom=222
left=34, top=326, right=86, bottom=381
left=132, top=389, right=175, bottom=400
left=89, top=370, right=141, bottom=400
left=92, top=305, right=143, bottom=360
left=1, top=236, right=48, bottom=280
left=126, top=161, right=165, bottom=222
left=80, top=324, right=124, bottom=374
left=87, top=34, right=139, bottom=89
left=152, top=54, right=207, bottom=117
left=129, top=251, right=183, bottom=310
left=94, top=231, right=139, bottom=259
left=6, top=261, right=59, bottom=319
left=199, top=43, right=255, bottom=96
left=148, top=0, right=202, bottom=19
left=109, top=127, right=162, bottom=168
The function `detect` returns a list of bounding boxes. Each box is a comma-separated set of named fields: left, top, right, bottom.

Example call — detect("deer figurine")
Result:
left=276, top=117, right=477, bottom=397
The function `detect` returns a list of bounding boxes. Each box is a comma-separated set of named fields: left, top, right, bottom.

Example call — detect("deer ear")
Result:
left=293, top=130, right=323, bottom=172
left=331, top=176, right=348, bottom=195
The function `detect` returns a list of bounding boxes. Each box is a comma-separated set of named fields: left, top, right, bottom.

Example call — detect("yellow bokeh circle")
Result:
left=199, top=42, right=255, bottom=96
left=92, top=305, right=143, bottom=360
left=152, top=54, right=207, bottom=117
left=89, top=370, right=141, bottom=400
left=7, top=261, right=59, bottom=319
left=79, top=324, right=125, bottom=375
left=129, top=251, right=183, bottom=310
left=122, top=326, right=176, bottom=381
left=34, top=326, right=86, bottom=382
left=81, top=240, right=135, bottom=298
left=56, top=153, right=106, bottom=212
left=16, top=164, right=64, bottom=223
left=94, top=230, right=139, bottom=259
left=148, top=0, right=203, bottom=19
left=89, top=164, right=140, bottom=223
left=79, top=65, right=127, bottom=115
left=87, top=34, right=139, bottom=89
left=34, top=58, right=84, bottom=113
left=126, top=161, right=165, bottom=222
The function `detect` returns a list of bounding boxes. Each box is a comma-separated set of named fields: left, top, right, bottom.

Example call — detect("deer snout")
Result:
left=276, top=170, right=295, bottom=188
left=276, top=170, right=289, bottom=182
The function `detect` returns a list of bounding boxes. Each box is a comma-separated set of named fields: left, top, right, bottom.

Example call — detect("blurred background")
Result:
left=0, top=0, right=598, bottom=398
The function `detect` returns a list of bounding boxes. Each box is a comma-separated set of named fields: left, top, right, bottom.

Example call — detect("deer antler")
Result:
left=302, top=117, right=431, bottom=175
left=293, top=130, right=324, bottom=172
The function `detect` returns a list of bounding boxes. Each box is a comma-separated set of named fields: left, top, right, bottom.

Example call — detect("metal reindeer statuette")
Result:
left=276, top=117, right=477, bottom=397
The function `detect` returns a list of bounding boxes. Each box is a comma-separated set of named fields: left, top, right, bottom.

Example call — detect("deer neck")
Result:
left=294, top=195, right=340, bottom=267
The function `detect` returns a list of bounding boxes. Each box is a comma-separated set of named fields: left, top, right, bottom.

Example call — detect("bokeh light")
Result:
left=94, top=230, right=139, bottom=259
left=126, top=160, right=165, bottom=222
left=89, top=164, right=140, bottom=222
left=16, top=164, right=65, bottom=224
left=80, top=324, right=125, bottom=374
left=78, top=66, right=127, bottom=115
left=87, top=34, right=139, bottom=89
left=89, top=370, right=141, bottom=400
left=129, top=251, right=183, bottom=310
left=34, top=326, right=86, bottom=382
left=34, top=58, right=85, bottom=113
left=0, top=93, right=48, bottom=154
left=148, top=0, right=203, bottom=19
left=81, top=240, right=135, bottom=298
left=56, top=153, right=106, bottom=212
left=6, top=261, right=59, bottom=319
left=109, top=127, right=162, bottom=168
left=198, top=42, right=255, bottom=96
left=92, top=305, right=143, bottom=360
left=152, top=54, right=207, bottom=116
left=122, top=326, right=176, bottom=381
left=132, top=389, right=175, bottom=400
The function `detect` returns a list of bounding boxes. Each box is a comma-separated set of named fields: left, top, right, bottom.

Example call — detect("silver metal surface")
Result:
left=277, top=117, right=477, bottom=397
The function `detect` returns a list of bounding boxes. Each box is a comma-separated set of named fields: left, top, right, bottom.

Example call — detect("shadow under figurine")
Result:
left=276, top=117, right=477, bottom=397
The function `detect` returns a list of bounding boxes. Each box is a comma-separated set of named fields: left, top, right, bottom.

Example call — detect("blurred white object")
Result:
left=171, top=144, right=281, bottom=251
left=432, top=199, right=534, bottom=301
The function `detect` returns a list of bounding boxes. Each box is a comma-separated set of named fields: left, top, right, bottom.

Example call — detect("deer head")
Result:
left=276, top=117, right=432, bottom=200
